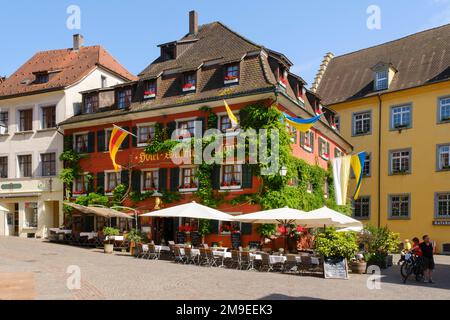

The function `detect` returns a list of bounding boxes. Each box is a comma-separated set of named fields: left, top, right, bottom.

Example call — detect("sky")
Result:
left=0, top=0, right=449, bottom=86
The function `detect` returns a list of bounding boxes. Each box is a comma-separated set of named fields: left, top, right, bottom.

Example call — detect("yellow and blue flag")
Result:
left=282, top=113, right=322, bottom=133
left=224, top=100, right=239, bottom=128
left=350, top=152, right=367, bottom=201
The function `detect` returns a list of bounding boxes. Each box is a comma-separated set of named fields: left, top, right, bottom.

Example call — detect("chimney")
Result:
left=73, top=34, right=84, bottom=51
left=189, top=11, right=198, bottom=35
left=311, top=52, right=334, bottom=93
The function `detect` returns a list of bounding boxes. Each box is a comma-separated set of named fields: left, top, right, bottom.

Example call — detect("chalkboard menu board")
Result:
left=191, top=232, right=201, bottom=247
left=323, top=257, right=349, bottom=279
left=176, top=232, right=186, bottom=244
left=231, top=233, right=241, bottom=249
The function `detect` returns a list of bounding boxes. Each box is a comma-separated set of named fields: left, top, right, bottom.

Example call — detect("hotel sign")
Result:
left=135, top=151, right=192, bottom=165
left=1, top=183, right=22, bottom=190
left=432, top=220, right=450, bottom=226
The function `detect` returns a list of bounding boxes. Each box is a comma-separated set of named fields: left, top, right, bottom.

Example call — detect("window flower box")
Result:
left=321, top=153, right=329, bottom=160
left=182, top=83, right=196, bottom=92
left=224, top=75, right=239, bottom=85
left=441, top=116, right=450, bottom=122
left=143, top=91, right=156, bottom=99
left=394, top=124, right=409, bottom=129
left=220, top=181, right=241, bottom=190
left=279, top=77, right=288, bottom=88
left=392, top=169, right=409, bottom=175
left=73, top=190, right=86, bottom=196
left=441, top=165, right=450, bottom=170
left=179, top=183, right=198, bottom=192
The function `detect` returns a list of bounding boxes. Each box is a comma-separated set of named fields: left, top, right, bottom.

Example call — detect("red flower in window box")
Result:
left=323, top=153, right=329, bottom=159
left=315, top=108, right=323, bottom=115
left=279, top=77, right=288, bottom=86
left=224, top=75, right=238, bottom=81
left=144, top=90, right=156, bottom=96
left=73, top=190, right=85, bottom=195
left=221, top=182, right=229, bottom=187
left=182, top=83, right=195, bottom=89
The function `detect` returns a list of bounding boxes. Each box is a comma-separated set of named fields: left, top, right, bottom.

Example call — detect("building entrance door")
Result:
left=7, top=204, right=19, bottom=236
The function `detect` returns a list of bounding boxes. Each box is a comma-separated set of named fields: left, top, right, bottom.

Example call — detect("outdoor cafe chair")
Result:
left=145, top=244, right=159, bottom=260
left=199, top=248, right=210, bottom=266
left=259, top=253, right=274, bottom=272
left=206, top=249, right=219, bottom=267
left=230, top=250, right=241, bottom=269
left=299, top=255, right=320, bottom=275
left=240, top=251, right=255, bottom=271
left=173, top=246, right=187, bottom=264
left=184, top=247, right=199, bottom=265
left=284, top=254, right=299, bottom=274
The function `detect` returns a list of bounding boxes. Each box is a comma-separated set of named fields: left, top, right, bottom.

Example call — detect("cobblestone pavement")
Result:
left=1, top=237, right=449, bottom=300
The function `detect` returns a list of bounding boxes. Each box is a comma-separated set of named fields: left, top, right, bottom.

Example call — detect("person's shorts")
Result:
left=422, top=257, right=435, bottom=270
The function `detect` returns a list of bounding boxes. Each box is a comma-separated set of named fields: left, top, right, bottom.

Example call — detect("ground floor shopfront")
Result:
left=0, top=178, right=63, bottom=238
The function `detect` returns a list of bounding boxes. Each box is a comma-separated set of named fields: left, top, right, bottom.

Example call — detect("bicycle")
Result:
left=401, top=251, right=424, bottom=283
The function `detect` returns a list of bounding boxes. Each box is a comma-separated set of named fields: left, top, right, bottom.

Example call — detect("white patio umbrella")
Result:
left=141, top=201, right=233, bottom=221
left=0, top=204, right=10, bottom=212
left=307, top=206, right=363, bottom=230
left=234, top=207, right=333, bottom=227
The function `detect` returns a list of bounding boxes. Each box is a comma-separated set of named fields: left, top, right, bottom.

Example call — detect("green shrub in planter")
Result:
left=359, top=225, right=401, bottom=268
left=315, top=228, right=358, bottom=260
left=103, top=227, right=120, bottom=244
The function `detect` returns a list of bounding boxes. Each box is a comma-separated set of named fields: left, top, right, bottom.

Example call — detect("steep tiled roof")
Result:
left=317, top=23, right=450, bottom=105
left=0, top=46, right=137, bottom=99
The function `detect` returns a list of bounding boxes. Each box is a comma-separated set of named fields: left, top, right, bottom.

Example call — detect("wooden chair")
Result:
left=260, top=253, right=274, bottom=272
left=173, top=246, right=187, bottom=264
left=230, top=250, right=241, bottom=269
left=240, top=251, right=255, bottom=271
left=206, top=249, right=219, bottom=267
left=199, top=248, right=209, bottom=266
left=284, top=254, right=299, bottom=274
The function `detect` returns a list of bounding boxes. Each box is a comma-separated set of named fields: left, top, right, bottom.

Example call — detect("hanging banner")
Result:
left=282, top=113, right=322, bottom=133
left=333, top=155, right=351, bottom=206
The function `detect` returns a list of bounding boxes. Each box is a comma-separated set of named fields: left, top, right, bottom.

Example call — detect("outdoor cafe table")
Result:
left=49, top=228, right=72, bottom=235
left=250, top=254, right=320, bottom=265
left=179, top=248, right=200, bottom=256
left=155, top=245, right=170, bottom=253
left=80, top=232, right=98, bottom=240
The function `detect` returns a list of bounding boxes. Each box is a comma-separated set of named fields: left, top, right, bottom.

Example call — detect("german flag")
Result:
left=109, top=126, right=129, bottom=172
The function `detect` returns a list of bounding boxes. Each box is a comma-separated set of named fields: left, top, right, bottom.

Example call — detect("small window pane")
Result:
left=439, top=97, right=450, bottom=122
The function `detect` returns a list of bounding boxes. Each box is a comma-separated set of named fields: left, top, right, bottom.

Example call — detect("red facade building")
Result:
left=59, top=12, right=352, bottom=248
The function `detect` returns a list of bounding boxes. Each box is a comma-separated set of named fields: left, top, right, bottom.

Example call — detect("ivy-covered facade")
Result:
left=59, top=13, right=353, bottom=247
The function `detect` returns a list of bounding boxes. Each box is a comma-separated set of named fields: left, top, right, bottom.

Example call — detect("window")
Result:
left=224, top=64, right=239, bottom=84
left=220, top=221, right=241, bottom=234
left=300, top=131, right=314, bottom=152
left=391, top=105, right=411, bottom=129
left=179, top=218, right=199, bottom=233
left=41, top=153, right=56, bottom=177
left=389, top=194, right=410, bottom=218
left=138, top=125, right=156, bottom=145
left=219, top=114, right=239, bottom=132
left=353, top=196, right=370, bottom=219
left=375, top=69, right=388, bottom=91
left=334, top=148, right=344, bottom=159
left=221, top=165, right=242, bottom=189
left=182, top=73, right=196, bottom=92
left=353, top=111, right=371, bottom=136
left=35, top=73, right=49, bottom=84
left=0, top=156, right=7, bottom=178
left=333, top=115, right=340, bottom=131
left=24, top=202, right=38, bottom=228
left=438, top=144, right=450, bottom=171
left=180, top=167, right=198, bottom=190
left=390, top=149, right=411, bottom=174
left=101, top=76, right=107, bottom=88
left=74, top=133, right=89, bottom=153
left=363, top=153, right=371, bottom=176
left=161, top=46, right=176, bottom=60
left=289, top=126, right=298, bottom=144
left=18, top=155, right=32, bottom=178
left=41, top=106, right=56, bottom=129
left=73, top=174, right=89, bottom=195
left=319, top=138, right=330, bottom=160
left=0, top=112, right=8, bottom=134
left=105, top=171, right=120, bottom=193
left=83, top=94, right=98, bottom=114
left=19, top=109, right=33, bottom=132
left=436, top=193, right=450, bottom=218
left=143, top=81, right=157, bottom=99
left=142, top=170, right=159, bottom=191
left=439, top=96, right=450, bottom=122
left=177, top=120, right=196, bottom=139
left=117, top=88, right=132, bottom=109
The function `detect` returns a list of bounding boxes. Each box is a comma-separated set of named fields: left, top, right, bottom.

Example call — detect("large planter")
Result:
left=104, top=244, right=114, bottom=254
left=350, top=261, right=367, bottom=274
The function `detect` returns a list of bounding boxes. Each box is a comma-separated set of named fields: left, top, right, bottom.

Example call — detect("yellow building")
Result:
left=314, top=24, right=450, bottom=253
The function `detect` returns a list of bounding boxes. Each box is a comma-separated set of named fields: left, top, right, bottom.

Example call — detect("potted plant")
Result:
left=127, top=229, right=143, bottom=257
left=257, top=224, right=277, bottom=248
left=315, top=228, right=359, bottom=261
left=103, top=227, right=120, bottom=254
left=350, top=253, right=367, bottom=274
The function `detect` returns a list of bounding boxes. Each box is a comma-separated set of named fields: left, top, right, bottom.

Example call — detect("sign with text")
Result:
left=323, top=257, right=349, bottom=280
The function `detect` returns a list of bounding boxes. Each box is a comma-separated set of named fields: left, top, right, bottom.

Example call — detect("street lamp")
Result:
left=279, top=166, right=288, bottom=177
left=152, top=191, right=163, bottom=210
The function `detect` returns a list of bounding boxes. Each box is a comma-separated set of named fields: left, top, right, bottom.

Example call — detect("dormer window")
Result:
left=35, top=73, right=49, bottom=84
left=375, top=69, right=388, bottom=91
left=182, top=72, right=196, bottom=93
left=117, top=87, right=132, bottom=109
left=161, top=45, right=176, bottom=61
left=224, top=64, right=239, bottom=85
left=143, top=81, right=157, bottom=100
left=278, top=67, right=288, bottom=87
left=83, top=94, right=99, bottom=114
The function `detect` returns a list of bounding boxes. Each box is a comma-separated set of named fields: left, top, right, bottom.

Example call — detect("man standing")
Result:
left=419, top=235, right=435, bottom=284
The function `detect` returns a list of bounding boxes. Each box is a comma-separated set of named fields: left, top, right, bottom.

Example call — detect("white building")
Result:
left=0, top=35, right=135, bottom=238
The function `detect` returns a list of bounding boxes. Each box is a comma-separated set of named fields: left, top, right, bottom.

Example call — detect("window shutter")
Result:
left=242, top=164, right=253, bottom=189
left=64, top=135, right=74, bottom=152
left=173, top=217, right=180, bottom=234
left=212, top=165, right=221, bottom=190
left=169, top=168, right=180, bottom=192
left=159, top=168, right=168, bottom=191
left=210, top=220, right=219, bottom=235
left=196, top=117, right=206, bottom=134
left=96, top=172, right=105, bottom=194
left=121, top=170, right=129, bottom=187
left=132, top=127, right=138, bottom=147
left=241, top=223, right=253, bottom=235
left=87, top=132, right=95, bottom=153
left=167, top=122, right=177, bottom=138
left=97, top=130, right=105, bottom=152
left=300, top=132, right=305, bottom=147
left=121, top=127, right=130, bottom=149
left=310, top=133, right=315, bottom=152
left=131, top=170, right=141, bottom=192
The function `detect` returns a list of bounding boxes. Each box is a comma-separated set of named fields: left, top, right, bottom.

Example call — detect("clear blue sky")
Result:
left=1, top=0, right=449, bottom=86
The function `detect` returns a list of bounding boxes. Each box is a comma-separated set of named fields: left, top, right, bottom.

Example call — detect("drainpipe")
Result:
left=377, top=94, right=382, bottom=228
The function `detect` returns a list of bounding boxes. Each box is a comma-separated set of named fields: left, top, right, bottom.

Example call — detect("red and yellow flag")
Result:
left=109, top=126, right=129, bottom=172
